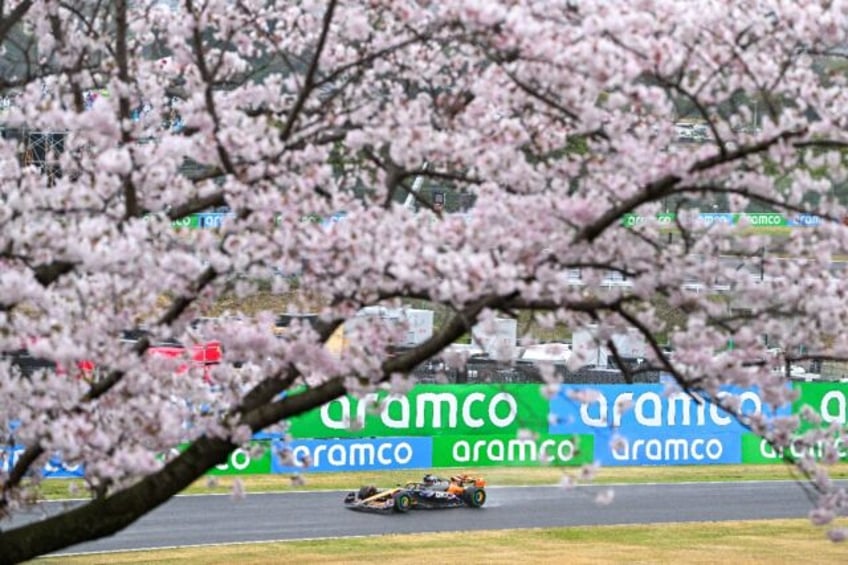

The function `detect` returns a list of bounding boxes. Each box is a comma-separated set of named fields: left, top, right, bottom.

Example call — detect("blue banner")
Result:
left=787, top=214, right=823, bottom=227
left=194, top=212, right=234, bottom=228
left=271, top=436, right=432, bottom=473
left=42, top=452, right=85, bottom=478
left=592, top=429, right=742, bottom=466
left=549, top=384, right=791, bottom=436
left=320, top=211, right=348, bottom=228
left=1, top=447, right=84, bottom=478
left=252, top=430, right=285, bottom=441
left=699, top=213, right=735, bottom=225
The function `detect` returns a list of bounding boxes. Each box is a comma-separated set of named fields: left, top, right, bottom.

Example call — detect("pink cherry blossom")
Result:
left=2, top=0, right=848, bottom=559
left=827, top=528, right=848, bottom=543
left=594, top=489, right=615, bottom=506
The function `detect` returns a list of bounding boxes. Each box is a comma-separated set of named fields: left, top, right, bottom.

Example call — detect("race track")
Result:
left=4, top=480, right=829, bottom=556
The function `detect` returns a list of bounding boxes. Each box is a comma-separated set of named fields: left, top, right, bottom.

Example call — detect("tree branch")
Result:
left=0, top=0, right=31, bottom=43
left=278, top=0, right=337, bottom=142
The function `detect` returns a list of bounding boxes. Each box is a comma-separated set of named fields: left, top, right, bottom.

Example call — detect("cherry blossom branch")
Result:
left=237, top=319, right=346, bottom=413
left=1, top=266, right=219, bottom=503
left=501, top=68, right=580, bottom=124
left=652, top=74, right=728, bottom=156
left=0, top=432, right=239, bottom=562
left=31, top=260, right=75, bottom=287
left=612, top=304, right=685, bottom=383
left=607, top=307, right=830, bottom=496
left=577, top=173, right=681, bottom=243
left=314, top=34, right=432, bottom=92
left=667, top=183, right=842, bottom=224
left=0, top=293, right=503, bottom=561
left=114, top=0, right=140, bottom=219
left=5, top=0, right=848, bottom=556
left=165, top=192, right=229, bottom=221
left=578, top=128, right=810, bottom=243
left=399, top=167, right=483, bottom=186
left=243, top=294, right=511, bottom=434
left=0, top=0, right=31, bottom=43
left=278, top=0, right=337, bottom=142
left=185, top=0, right=236, bottom=176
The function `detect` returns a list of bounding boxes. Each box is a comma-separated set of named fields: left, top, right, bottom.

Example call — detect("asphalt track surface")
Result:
left=3, top=480, right=831, bottom=556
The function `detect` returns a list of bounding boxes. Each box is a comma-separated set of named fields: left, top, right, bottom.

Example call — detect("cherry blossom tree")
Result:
left=2, top=0, right=848, bottom=560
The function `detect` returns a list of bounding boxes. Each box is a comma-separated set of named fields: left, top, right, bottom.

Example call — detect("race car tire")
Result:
left=463, top=486, right=486, bottom=508
left=393, top=490, right=413, bottom=513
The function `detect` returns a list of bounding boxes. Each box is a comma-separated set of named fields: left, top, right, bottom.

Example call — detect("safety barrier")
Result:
left=6, top=382, right=845, bottom=477
left=274, top=381, right=848, bottom=472
left=152, top=211, right=826, bottom=232
left=621, top=212, right=824, bottom=228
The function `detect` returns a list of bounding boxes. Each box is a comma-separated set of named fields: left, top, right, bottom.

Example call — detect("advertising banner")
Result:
left=594, top=429, right=742, bottom=466
left=165, top=211, right=347, bottom=230
left=271, top=437, right=432, bottom=473
left=549, top=384, right=790, bottom=436
left=738, top=213, right=787, bottom=227
left=207, top=441, right=273, bottom=475
left=169, top=215, right=200, bottom=229
left=169, top=212, right=233, bottom=229
left=792, top=381, right=848, bottom=430
left=549, top=384, right=788, bottom=466
left=42, top=453, right=85, bottom=478
left=431, top=433, right=593, bottom=468
left=699, top=213, right=735, bottom=225
left=787, top=214, right=823, bottom=227
left=165, top=211, right=822, bottom=232
left=735, top=382, right=848, bottom=465
left=25, top=383, right=848, bottom=479
left=621, top=213, right=674, bottom=227
left=1, top=447, right=85, bottom=478
left=741, top=432, right=848, bottom=464
left=286, top=384, right=550, bottom=439
left=620, top=212, right=821, bottom=229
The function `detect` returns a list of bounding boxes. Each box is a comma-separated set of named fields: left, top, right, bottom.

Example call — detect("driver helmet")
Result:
left=358, top=485, right=378, bottom=499
left=423, top=473, right=438, bottom=485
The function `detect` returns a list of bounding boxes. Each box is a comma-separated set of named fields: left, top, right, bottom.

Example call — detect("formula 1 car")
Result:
left=343, top=474, right=487, bottom=514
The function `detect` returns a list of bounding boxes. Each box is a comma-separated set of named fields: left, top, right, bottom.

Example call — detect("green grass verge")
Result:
left=38, top=519, right=848, bottom=564
left=32, top=463, right=848, bottom=500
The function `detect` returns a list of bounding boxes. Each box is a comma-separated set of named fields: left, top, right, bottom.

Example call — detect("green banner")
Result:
left=432, top=433, right=593, bottom=467
left=792, top=381, right=848, bottom=431
left=171, top=215, right=201, bottom=229
left=739, top=213, right=787, bottom=227
left=741, top=383, right=848, bottom=464
left=741, top=433, right=786, bottom=464
left=204, top=441, right=271, bottom=475
left=286, top=384, right=550, bottom=439
left=741, top=433, right=848, bottom=464
left=143, top=214, right=201, bottom=228
left=163, top=440, right=272, bottom=475
left=621, top=214, right=671, bottom=227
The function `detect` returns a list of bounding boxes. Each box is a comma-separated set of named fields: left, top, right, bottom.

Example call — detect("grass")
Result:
left=40, top=520, right=848, bottom=564
left=33, top=463, right=848, bottom=500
